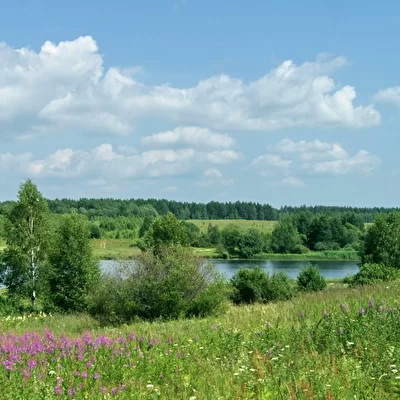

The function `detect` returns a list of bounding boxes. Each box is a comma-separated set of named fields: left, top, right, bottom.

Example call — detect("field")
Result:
left=190, top=219, right=277, bottom=234
left=90, top=239, right=140, bottom=260
left=2, top=281, right=400, bottom=398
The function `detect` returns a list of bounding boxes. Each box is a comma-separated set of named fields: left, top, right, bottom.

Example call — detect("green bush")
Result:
left=297, top=264, right=327, bottom=292
left=344, top=263, right=399, bottom=287
left=264, top=272, right=296, bottom=301
left=230, top=268, right=296, bottom=304
left=230, top=267, right=267, bottom=304
left=88, top=246, right=225, bottom=324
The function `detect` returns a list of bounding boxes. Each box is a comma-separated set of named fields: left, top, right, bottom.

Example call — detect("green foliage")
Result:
left=48, top=214, right=100, bottom=312
left=230, top=267, right=296, bottom=304
left=264, top=272, right=296, bottom=301
left=344, top=263, right=399, bottom=286
left=271, top=217, right=301, bottom=253
left=0, top=180, right=50, bottom=306
left=230, top=267, right=267, bottom=304
left=221, top=224, right=241, bottom=255
left=297, top=263, right=327, bottom=292
left=89, top=246, right=224, bottom=324
left=142, top=213, right=189, bottom=254
left=362, top=212, right=400, bottom=269
left=89, top=223, right=102, bottom=239
left=237, top=228, right=264, bottom=258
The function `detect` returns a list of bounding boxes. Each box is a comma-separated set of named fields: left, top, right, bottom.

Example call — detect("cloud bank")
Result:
left=0, top=37, right=380, bottom=139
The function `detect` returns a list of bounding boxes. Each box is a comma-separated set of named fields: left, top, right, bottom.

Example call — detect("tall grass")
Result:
left=1, top=281, right=400, bottom=398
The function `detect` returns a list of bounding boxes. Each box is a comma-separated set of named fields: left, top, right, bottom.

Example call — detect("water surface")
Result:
left=100, top=259, right=359, bottom=280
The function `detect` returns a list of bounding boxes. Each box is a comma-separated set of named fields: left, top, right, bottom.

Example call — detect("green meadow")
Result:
left=2, top=281, right=400, bottom=399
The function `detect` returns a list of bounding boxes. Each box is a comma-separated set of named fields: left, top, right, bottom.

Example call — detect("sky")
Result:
left=1, top=0, right=400, bottom=207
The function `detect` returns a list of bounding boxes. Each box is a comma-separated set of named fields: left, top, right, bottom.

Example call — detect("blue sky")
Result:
left=1, top=0, right=400, bottom=206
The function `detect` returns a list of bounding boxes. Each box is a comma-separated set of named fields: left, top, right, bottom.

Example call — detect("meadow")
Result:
left=189, top=219, right=276, bottom=234
left=2, top=281, right=400, bottom=399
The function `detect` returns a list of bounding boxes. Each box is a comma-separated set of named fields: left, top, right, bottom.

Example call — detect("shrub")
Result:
left=230, top=268, right=296, bottom=304
left=264, top=272, right=296, bottom=301
left=230, top=267, right=268, bottom=304
left=88, top=246, right=225, bottom=324
left=297, top=264, right=327, bottom=292
left=344, top=263, right=399, bottom=287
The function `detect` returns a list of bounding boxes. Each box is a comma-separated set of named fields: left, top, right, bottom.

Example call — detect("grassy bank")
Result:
left=1, top=281, right=400, bottom=398
left=90, top=239, right=359, bottom=262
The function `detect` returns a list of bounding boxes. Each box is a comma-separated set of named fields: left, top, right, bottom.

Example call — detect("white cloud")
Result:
left=196, top=168, right=234, bottom=187
left=0, top=37, right=380, bottom=139
left=141, top=126, right=235, bottom=150
left=253, top=138, right=380, bottom=179
left=282, top=177, right=305, bottom=187
left=374, top=86, right=400, bottom=108
left=252, top=154, right=292, bottom=169
left=0, top=144, right=241, bottom=182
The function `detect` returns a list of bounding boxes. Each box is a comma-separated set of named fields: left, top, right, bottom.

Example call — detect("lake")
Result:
left=100, top=259, right=359, bottom=280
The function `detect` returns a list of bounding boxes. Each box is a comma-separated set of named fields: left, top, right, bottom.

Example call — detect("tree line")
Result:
left=1, top=180, right=400, bottom=322
left=1, top=197, right=399, bottom=222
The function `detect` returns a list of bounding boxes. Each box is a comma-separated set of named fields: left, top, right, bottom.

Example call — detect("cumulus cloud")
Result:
left=196, top=168, right=234, bottom=187
left=253, top=138, right=380, bottom=182
left=141, top=126, right=235, bottom=150
left=374, top=86, right=400, bottom=108
left=281, top=177, right=305, bottom=187
left=0, top=37, right=380, bottom=139
left=0, top=144, right=241, bottom=183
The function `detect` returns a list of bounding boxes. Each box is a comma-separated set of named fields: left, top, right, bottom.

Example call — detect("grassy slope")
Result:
left=2, top=281, right=400, bottom=398
left=190, top=219, right=276, bottom=234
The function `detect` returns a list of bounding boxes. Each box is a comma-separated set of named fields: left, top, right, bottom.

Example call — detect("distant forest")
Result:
left=0, top=198, right=398, bottom=222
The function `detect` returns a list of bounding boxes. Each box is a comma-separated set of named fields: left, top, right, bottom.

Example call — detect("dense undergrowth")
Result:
left=1, top=281, right=400, bottom=399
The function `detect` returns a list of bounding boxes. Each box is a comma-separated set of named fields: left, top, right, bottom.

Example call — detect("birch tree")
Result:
left=0, top=180, right=50, bottom=307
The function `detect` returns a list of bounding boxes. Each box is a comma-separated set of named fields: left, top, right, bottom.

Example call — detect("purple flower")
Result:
left=100, top=387, right=107, bottom=394
left=369, top=298, right=375, bottom=308
left=54, top=385, right=62, bottom=396
left=340, top=303, right=349, bottom=313
left=111, top=387, right=119, bottom=395
left=359, top=308, right=366, bottom=316
left=68, top=387, right=76, bottom=396
left=93, top=372, right=100, bottom=380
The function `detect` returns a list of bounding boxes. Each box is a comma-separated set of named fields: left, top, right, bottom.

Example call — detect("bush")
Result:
left=344, top=263, right=399, bottom=287
left=297, top=264, right=327, bottom=292
left=230, top=267, right=268, bottom=304
left=230, top=268, right=296, bottom=304
left=88, top=246, right=225, bottom=324
left=292, top=244, right=310, bottom=254
left=264, top=272, right=296, bottom=301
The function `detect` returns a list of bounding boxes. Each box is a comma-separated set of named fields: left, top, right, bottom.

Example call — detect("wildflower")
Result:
left=359, top=308, right=366, bottom=316
left=68, top=387, right=76, bottom=396
left=111, top=387, right=119, bottom=395
left=340, top=303, right=349, bottom=312
left=100, top=387, right=107, bottom=394
left=93, top=372, right=100, bottom=380
left=54, top=385, right=62, bottom=396
left=322, top=310, right=328, bottom=317
left=369, top=298, right=375, bottom=308
left=146, top=384, right=154, bottom=388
